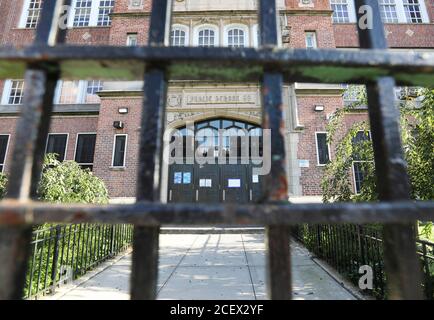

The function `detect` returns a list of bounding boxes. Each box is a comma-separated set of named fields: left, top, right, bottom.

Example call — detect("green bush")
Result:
left=38, top=154, right=109, bottom=204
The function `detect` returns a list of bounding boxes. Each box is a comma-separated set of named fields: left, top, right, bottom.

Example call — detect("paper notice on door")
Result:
left=174, top=172, right=182, bottom=184
left=199, top=179, right=212, bottom=188
left=199, top=179, right=206, bottom=187
left=252, top=175, right=259, bottom=183
left=183, top=172, right=191, bottom=184
left=228, top=179, right=241, bottom=188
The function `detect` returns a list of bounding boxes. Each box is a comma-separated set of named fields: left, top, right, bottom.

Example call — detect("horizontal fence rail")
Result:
left=0, top=200, right=433, bottom=226
left=293, top=225, right=434, bottom=300
left=0, top=47, right=432, bottom=86
left=26, top=224, right=133, bottom=299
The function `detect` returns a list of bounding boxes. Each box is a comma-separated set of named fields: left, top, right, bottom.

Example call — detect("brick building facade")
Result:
left=0, top=0, right=432, bottom=203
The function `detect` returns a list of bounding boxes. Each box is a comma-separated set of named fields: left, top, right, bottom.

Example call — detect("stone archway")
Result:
left=162, top=116, right=264, bottom=204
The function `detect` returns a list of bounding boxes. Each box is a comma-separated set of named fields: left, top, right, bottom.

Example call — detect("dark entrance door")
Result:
left=168, top=164, right=195, bottom=203
left=195, top=164, right=220, bottom=203
left=167, top=118, right=263, bottom=204
left=220, top=164, right=248, bottom=203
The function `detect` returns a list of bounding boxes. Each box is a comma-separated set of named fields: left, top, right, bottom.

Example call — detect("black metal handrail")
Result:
left=293, top=225, right=434, bottom=299
left=25, top=224, right=133, bottom=299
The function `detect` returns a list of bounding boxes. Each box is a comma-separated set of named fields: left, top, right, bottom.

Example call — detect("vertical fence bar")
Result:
left=130, top=0, right=173, bottom=300
left=354, top=0, right=423, bottom=299
left=0, top=0, right=70, bottom=299
left=259, top=0, right=291, bottom=300
left=50, top=225, right=61, bottom=293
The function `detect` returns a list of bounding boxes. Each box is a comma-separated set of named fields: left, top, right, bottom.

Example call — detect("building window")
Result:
left=352, top=130, right=371, bottom=148
left=315, top=132, right=330, bottom=165
left=85, top=80, right=103, bottom=103
left=127, top=33, right=138, bottom=46
left=46, top=134, right=68, bottom=161
left=0, top=135, right=9, bottom=172
left=227, top=29, right=245, bottom=48
left=75, top=133, right=96, bottom=170
left=112, top=135, right=127, bottom=167
left=7, top=80, right=25, bottom=105
left=352, top=130, right=372, bottom=193
left=97, top=0, right=114, bottom=26
left=330, top=0, right=350, bottom=23
left=403, top=0, right=423, bottom=23
left=73, top=0, right=93, bottom=27
left=71, top=0, right=114, bottom=28
left=352, top=161, right=368, bottom=194
left=171, top=28, right=187, bottom=47
left=380, top=0, right=399, bottom=23
left=58, top=81, right=80, bottom=104
left=305, top=32, right=317, bottom=49
left=198, top=29, right=216, bottom=47
left=24, top=0, right=43, bottom=28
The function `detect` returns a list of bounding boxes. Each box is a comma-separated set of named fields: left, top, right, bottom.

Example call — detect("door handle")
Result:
left=169, top=190, right=172, bottom=202
left=196, top=189, right=199, bottom=202
left=223, top=190, right=225, bottom=201
left=250, top=189, right=252, bottom=201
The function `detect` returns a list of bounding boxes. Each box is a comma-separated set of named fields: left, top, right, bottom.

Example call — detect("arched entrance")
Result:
left=167, top=118, right=264, bottom=203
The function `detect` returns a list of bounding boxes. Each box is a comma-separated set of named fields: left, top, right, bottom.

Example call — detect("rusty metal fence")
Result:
left=0, top=0, right=433, bottom=300
left=293, top=225, right=434, bottom=299
left=26, top=224, right=133, bottom=299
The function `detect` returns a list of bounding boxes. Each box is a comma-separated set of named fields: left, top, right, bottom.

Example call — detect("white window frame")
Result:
left=305, top=31, right=318, bottom=49
left=401, top=0, right=429, bottom=23
left=19, top=0, right=43, bottom=29
left=379, top=0, right=400, bottom=23
left=45, top=133, right=70, bottom=161
left=251, top=24, right=260, bottom=48
left=1, top=80, right=25, bottom=105
left=330, top=0, right=357, bottom=23
left=170, top=24, right=189, bottom=47
left=0, top=134, right=10, bottom=173
left=65, top=0, right=115, bottom=28
left=193, top=24, right=219, bottom=47
left=352, top=160, right=373, bottom=194
left=111, top=134, right=128, bottom=168
left=330, top=0, right=429, bottom=24
left=74, top=132, right=97, bottom=167
left=224, top=24, right=249, bottom=48
left=315, top=132, right=331, bottom=166
left=54, top=80, right=95, bottom=104
left=126, top=33, right=138, bottom=46
left=97, top=0, right=115, bottom=26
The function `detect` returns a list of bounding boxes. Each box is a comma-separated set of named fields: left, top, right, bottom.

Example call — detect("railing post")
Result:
left=50, top=225, right=61, bottom=294
left=316, top=225, right=322, bottom=257
left=110, top=225, right=115, bottom=256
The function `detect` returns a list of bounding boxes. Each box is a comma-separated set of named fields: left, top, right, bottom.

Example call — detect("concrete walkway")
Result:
left=46, top=233, right=357, bottom=300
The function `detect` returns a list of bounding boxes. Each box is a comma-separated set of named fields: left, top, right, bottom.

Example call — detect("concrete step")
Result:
left=160, top=226, right=264, bottom=234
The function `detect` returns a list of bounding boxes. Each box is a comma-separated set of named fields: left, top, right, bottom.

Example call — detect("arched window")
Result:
left=171, top=119, right=262, bottom=160
left=198, top=29, right=215, bottom=47
left=227, top=28, right=245, bottom=48
left=170, top=26, right=188, bottom=46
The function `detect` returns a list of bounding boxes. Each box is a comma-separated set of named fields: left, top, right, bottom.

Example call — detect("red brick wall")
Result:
left=109, top=17, right=150, bottom=46
left=296, top=95, right=344, bottom=195
left=0, top=116, right=98, bottom=173
left=285, top=0, right=331, bottom=10
left=114, top=0, right=152, bottom=12
left=334, top=23, right=434, bottom=48
left=93, top=96, right=142, bottom=198
left=287, top=15, right=336, bottom=48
